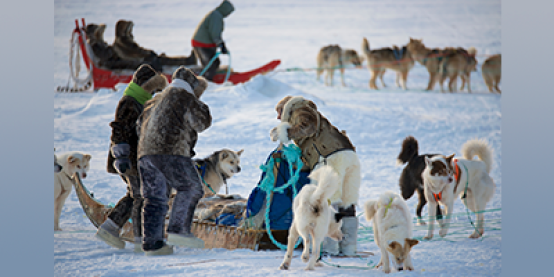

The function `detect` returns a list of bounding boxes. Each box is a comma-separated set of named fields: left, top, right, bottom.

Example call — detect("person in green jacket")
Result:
left=191, top=0, right=234, bottom=81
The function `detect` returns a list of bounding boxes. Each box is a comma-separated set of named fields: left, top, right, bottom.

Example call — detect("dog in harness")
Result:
left=361, top=37, right=415, bottom=90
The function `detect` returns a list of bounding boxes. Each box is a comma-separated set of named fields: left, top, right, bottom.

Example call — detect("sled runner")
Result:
left=73, top=173, right=264, bottom=250
left=60, top=18, right=281, bottom=92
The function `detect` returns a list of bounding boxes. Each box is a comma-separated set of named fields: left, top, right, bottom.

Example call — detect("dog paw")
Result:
left=423, top=235, right=433, bottom=240
left=279, top=263, right=289, bottom=270
left=383, top=267, right=391, bottom=274
left=304, top=266, right=315, bottom=271
left=315, top=261, right=323, bottom=267
left=406, top=266, right=414, bottom=271
left=301, top=254, right=309, bottom=263
left=469, top=232, right=482, bottom=239
left=439, top=229, right=448, bottom=237
left=416, top=220, right=426, bottom=226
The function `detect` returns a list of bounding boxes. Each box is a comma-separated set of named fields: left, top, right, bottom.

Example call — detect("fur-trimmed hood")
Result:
left=275, top=96, right=355, bottom=170
left=137, top=69, right=211, bottom=159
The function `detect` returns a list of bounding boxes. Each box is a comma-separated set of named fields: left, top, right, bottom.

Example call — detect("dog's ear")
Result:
left=220, top=151, right=229, bottom=160
left=445, top=153, right=455, bottom=167
left=406, top=238, right=419, bottom=248
left=67, top=155, right=78, bottom=164
left=236, top=149, right=244, bottom=156
left=387, top=241, right=401, bottom=251
left=424, top=156, right=432, bottom=167
left=83, top=154, right=92, bottom=162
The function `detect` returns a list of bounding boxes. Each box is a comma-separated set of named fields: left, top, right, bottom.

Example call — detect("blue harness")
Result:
left=392, top=47, right=404, bottom=61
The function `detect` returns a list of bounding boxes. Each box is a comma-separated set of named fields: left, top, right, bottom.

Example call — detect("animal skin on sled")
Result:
left=73, top=174, right=263, bottom=250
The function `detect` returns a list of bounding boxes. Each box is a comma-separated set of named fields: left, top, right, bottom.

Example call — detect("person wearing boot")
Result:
left=191, top=0, right=234, bottom=81
left=136, top=66, right=211, bottom=256
left=270, top=95, right=362, bottom=256
left=96, top=64, right=168, bottom=252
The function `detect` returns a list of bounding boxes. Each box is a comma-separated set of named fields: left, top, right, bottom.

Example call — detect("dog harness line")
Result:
left=382, top=197, right=394, bottom=217
left=196, top=162, right=216, bottom=194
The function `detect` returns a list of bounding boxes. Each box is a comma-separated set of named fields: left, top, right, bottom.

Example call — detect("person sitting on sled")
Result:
left=96, top=64, right=168, bottom=252
left=191, top=0, right=234, bottom=81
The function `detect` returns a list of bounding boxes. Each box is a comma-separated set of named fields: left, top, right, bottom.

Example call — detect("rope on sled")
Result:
left=257, top=144, right=304, bottom=250
left=57, top=29, right=93, bottom=92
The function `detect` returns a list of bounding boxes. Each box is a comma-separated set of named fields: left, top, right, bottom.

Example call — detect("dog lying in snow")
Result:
left=279, top=165, right=347, bottom=271
left=422, top=139, right=496, bottom=239
left=54, top=151, right=91, bottom=231
left=364, top=191, right=419, bottom=273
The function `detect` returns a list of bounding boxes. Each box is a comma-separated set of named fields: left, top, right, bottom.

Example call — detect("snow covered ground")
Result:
left=54, top=0, right=503, bottom=276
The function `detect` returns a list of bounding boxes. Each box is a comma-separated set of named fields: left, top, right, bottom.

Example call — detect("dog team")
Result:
left=318, top=37, right=501, bottom=93
left=54, top=65, right=496, bottom=270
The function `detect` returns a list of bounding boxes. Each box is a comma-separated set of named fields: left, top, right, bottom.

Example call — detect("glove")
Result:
left=113, top=157, right=131, bottom=174
left=219, top=42, right=228, bottom=54
left=111, top=143, right=131, bottom=175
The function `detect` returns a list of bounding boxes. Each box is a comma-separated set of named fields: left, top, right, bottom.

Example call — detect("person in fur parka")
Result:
left=136, top=66, right=211, bottom=256
left=270, top=95, right=362, bottom=256
left=96, top=64, right=168, bottom=252
left=112, top=20, right=162, bottom=70
left=84, top=23, right=143, bottom=70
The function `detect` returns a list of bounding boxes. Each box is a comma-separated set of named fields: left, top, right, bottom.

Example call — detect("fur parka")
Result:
left=107, top=65, right=168, bottom=176
left=84, top=23, right=143, bottom=70
left=137, top=68, right=211, bottom=159
left=277, top=96, right=355, bottom=171
left=113, top=20, right=156, bottom=62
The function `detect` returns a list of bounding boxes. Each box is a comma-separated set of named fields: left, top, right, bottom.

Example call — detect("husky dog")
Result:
left=422, top=139, right=496, bottom=239
left=437, top=47, right=478, bottom=93
left=364, top=191, right=419, bottom=273
left=54, top=151, right=92, bottom=230
left=397, top=136, right=443, bottom=225
left=407, top=38, right=474, bottom=92
left=54, top=150, right=62, bottom=173
left=316, top=44, right=362, bottom=87
left=361, top=38, right=415, bottom=90
left=279, top=165, right=347, bottom=271
left=482, top=54, right=501, bottom=93
left=194, top=148, right=244, bottom=197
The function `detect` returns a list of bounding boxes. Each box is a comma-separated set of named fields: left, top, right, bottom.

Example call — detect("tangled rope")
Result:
left=257, top=144, right=304, bottom=250
left=57, top=29, right=93, bottom=92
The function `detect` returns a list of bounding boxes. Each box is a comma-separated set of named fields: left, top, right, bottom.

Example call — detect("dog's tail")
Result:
left=461, top=138, right=494, bottom=173
left=397, top=136, right=419, bottom=166
left=362, top=37, right=370, bottom=55
left=363, top=199, right=379, bottom=222
left=308, top=165, right=341, bottom=207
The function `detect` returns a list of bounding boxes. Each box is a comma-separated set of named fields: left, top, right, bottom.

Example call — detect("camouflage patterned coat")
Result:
left=137, top=86, right=212, bottom=159
left=279, top=96, right=355, bottom=171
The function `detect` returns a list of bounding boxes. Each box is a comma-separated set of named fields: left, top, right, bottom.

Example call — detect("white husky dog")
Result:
left=364, top=191, right=419, bottom=273
left=54, top=151, right=91, bottom=231
left=279, top=165, right=346, bottom=271
left=422, top=138, right=496, bottom=239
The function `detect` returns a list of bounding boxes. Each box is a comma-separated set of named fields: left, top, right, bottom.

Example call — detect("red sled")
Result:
left=68, top=18, right=280, bottom=91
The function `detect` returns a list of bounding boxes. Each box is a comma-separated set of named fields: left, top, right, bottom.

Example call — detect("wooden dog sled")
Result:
left=73, top=174, right=265, bottom=250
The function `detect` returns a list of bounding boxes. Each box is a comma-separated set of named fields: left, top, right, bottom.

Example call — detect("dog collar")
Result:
left=381, top=197, right=394, bottom=217
left=433, top=192, right=442, bottom=202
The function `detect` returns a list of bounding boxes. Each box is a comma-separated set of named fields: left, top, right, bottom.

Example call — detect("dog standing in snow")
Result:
left=54, top=151, right=92, bottom=230
left=364, top=191, right=419, bottom=273
left=422, top=139, right=496, bottom=239
left=279, top=165, right=346, bottom=271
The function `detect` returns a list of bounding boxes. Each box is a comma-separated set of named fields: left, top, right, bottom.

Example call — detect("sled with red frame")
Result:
left=60, top=18, right=281, bottom=92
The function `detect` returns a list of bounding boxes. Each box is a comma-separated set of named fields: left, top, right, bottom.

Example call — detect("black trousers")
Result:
left=193, top=46, right=220, bottom=81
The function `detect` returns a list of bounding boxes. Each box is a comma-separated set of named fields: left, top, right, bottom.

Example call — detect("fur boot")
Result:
left=339, top=216, right=358, bottom=256
left=96, top=218, right=125, bottom=249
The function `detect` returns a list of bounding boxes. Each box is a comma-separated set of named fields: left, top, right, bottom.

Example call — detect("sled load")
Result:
left=58, top=18, right=281, bottom=92
left=74, top=144, right=309, bottom=251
